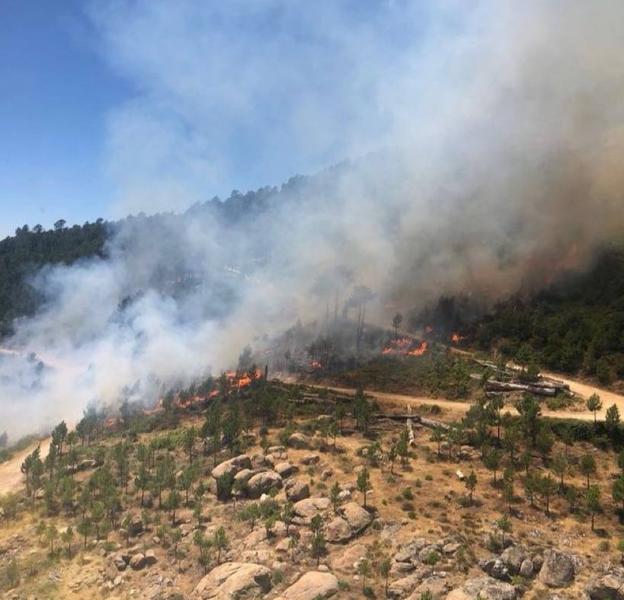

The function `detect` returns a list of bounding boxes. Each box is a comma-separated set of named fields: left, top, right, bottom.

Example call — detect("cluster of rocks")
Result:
left=479, top=546, right=576, bottom=590
left=109, top=548, right=158, bottom=572
left=191, top=562, right=338, bottom=600
left=210, top=441, right=321, bottom=501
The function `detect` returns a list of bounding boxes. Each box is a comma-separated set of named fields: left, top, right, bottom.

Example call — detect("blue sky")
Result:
left=0, top=1, right=446, bottom=238
left=0, top=0, right=132, bottom=236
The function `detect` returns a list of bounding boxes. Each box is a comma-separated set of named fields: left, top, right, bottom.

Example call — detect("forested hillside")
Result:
left=474, top=245, right=624, bottom=383
left=0, top=221, right=109, bottom=335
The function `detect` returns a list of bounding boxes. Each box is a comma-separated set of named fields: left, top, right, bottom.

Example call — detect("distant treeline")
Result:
left=0, top=220, right=109, bottom=335
left=474, top=245, right=624, bottom=383
left=0, top=176, right=311, bottom=337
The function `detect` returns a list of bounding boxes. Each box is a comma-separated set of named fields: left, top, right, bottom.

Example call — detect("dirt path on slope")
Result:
left=541, top=370, right=624, bottom=418
left=303, top=383, right=603, bottom=422
left=0, top=437, right=50, bottom=495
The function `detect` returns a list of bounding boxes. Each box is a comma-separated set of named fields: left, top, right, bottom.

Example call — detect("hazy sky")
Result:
left=0, top=0, right=439, bottom=238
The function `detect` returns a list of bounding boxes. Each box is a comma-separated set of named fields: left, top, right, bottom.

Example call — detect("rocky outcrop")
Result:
left=586, top=567, right=624, bottom=599
left=388, top=567, right=433, bottom=598
left=192, top=562, right=272, bottom=599
left=285, top=480, right=310, bottom=502
left=300, top=454, right=320, bottom=465
left=338, top=502, right=372, bottom=534
left=292, top=497, right=331, bottom=524
left=287, top=433, right=310, bottom=449
left=538, top=549, right=575, bottom=588
left=480, top=557, right=511, bottom=582
left=446, top=576, right=516, bottom=600
left=274, top=462, right=297, bottom=478
left=275, top=571, right=338, bottom=600
left=211, top=455, right=252, bottom=480
left=325, top=517, right=352, bottom=543
left=500, top=546, right=528, bottom=575
left=246, top=471, right=283, bottom=498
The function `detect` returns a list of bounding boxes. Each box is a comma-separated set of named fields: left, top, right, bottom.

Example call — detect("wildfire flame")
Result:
left=451, top=332, right=464, bottom=344
left=382, top=337, right=428, bottom=357
left=309, top=360, right=322, bottom=370
left=225, top=369, right=262, bottom=389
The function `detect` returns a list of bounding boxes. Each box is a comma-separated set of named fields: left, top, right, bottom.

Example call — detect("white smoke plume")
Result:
left=2, top=1, right=624, bottom=439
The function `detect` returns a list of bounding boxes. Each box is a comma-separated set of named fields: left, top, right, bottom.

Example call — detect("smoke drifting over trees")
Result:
left=2, top=1, right=624, bottom=438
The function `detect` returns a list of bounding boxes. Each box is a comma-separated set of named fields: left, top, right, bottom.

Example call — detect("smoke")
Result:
left=2, top=0, right=624, bottom=439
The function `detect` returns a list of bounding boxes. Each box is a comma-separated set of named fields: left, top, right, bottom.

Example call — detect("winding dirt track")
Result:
left=1, top=370, right=622, bottom=496
left=306, top=372, right=624, bottom=423
left=0, top=437, right=50, bottom=495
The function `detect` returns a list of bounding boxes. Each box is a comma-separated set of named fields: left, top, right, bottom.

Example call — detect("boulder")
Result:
left=234, top=469, right=255, bottom=485
left=144, top=549, right=157, bottom=566
left=77, top=458, right=99, bottom=471
left=288, top=433, right=310, bottom=449
left=500, top=546, right=529, bottom=575
left=394, top=539, right=430, bottom=564
left=407, top=577, right=449, bottom=599
left=274, top=462, right=298, bottom=478
left=111, top=554, right=128, bottom=571
left=129, top=553, right=147, bottom=570
left=325, top=517, right=352, bottom=543
left=193, top=562, right=272, bottom=599
left=388, top=567, right=433, bottom=598
left=127, top=515, right=144, bottom=537
left=586, top=569, right=624, bottom=600
left=276, top=571, right=338, bottom=600
left=246, top=471, right=283, bottom=498
left=538, top=549, right=575, bottom=588
left=285, top=480, right=310, bottom=502
left=329, top=543, right=367, bottom=571
left=338, top=502, right=372, bottom=534
left=292, top=497, right=331, bottom=524
left=480, top=558, right=510, bottom=582
left=446, top=576, right=516, bottom=600
left=300, top=454, right=320, bottom=465
left=211, top=455, right=252, bottom=480
left=519, top=559, right=534, bottom=578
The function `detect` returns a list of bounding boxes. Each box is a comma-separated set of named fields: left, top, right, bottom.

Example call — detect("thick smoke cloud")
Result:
left=2, top=1, right=624, bottom=439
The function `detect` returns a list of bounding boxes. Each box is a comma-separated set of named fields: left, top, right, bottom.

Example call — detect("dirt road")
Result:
left=305, top=379, right=623, bottom=423
left=0, top=437, right=50, bottom=495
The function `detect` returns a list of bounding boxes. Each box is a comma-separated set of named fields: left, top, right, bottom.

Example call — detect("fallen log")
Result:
left=372, top=413, right=450, bottom=430
left=485, top=380, right=557, bottom=397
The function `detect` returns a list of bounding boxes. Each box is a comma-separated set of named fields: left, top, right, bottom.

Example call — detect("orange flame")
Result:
left=451, top=333, right=464, bottom=344
left=407, top=341, right=428, bottom=356
left=382, top=337, right=428, bottom=357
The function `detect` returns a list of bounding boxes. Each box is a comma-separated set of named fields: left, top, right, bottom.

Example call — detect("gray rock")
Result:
left=500, top=545, right=528, bottom=575
left=233, top=468, right=255, bottom=485
left=395, top=538, right=429, bottom=563
left=292, top=497, right=331, bottom=524
left=129, top=553, right=146, bottom=570
left=337, top=502, right=372, bottom=534
left=246, top=471, right=283, bottom=498
left=480, top=558, right=510, bottom=582
left=285, top=480, right=310, bottom=502
left=193, top=562, right=272, bottom=599
left=300, top=453, right=320, bottom=465
left=539, top=549, right=575, bottom=588
left=388, top=567, right=433, bottom=599
left=325, top=517, right=352, bottom=543
left=211, top=455, right=252, bottom=480
left=288, top=433, right=309, bottom=449
left=446, top=576, right=516, bottom=600
left=519, top=559, right=534, bottom=578
left=275, top=571, right=338, bottom=600
left=586, top=567, right=624, bottom=600
left=274, top=462, right=297, bottom=478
